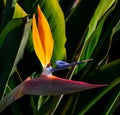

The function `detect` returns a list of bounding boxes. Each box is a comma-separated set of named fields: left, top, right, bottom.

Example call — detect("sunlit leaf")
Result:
left=13, top=3, right=27, bottom=18
left=65, top=0, right=100, bottom=61
left=85, top=0, right=116, bottom=41
left=74, top=0, right=117, bottom=73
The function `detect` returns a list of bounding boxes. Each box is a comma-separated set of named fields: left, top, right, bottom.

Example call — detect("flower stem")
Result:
left=0, top=84, right=24, bottom=113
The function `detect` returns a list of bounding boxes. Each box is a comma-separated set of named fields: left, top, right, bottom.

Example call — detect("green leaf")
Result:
left=102, top=88, right=120, bottom=114
left=59, top=59, right=120, bottom=114
left=85, top=0, right=116, bottom=41
left=0, top=18, right=23, bottom=47
left=77, top=3, right=120, bottom=81
left=112, top=19, right=120, bottom=34
left=0, top=0, right=17, bottom=30
left=77, top=59, right=120, bottom=114
left=65, top=0, right=100, bottom=61
left=79, top=77, right=120, bottom=114
left=13, top=3, right=27, bottom=18
left=37, top=96, right=54, bottom=115
left=74, top=0, right=117, bottom=73
left=94, top=59, right=120, bottom=83
left=0, top=17, right=31, bottom=99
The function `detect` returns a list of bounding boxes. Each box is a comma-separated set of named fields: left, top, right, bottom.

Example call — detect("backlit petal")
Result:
left=32, top=5, right=54, bottom=67
left=32, top=14, right=46, bottom=67
left=37, top=5, right=54, bottom=67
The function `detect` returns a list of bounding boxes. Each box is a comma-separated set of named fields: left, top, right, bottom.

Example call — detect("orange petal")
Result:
left=32, top=5, right=54, bottom=67
left=38, top=5, right=54, bottom=67
left=32, top=14, right=46, bottom=67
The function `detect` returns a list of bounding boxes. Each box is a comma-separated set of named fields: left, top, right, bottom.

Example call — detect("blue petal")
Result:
left=55, top=60, right=70, bottom=67
left=49, top=59, right=92, bottom=73
left=55, top=60, right=82, bottom=68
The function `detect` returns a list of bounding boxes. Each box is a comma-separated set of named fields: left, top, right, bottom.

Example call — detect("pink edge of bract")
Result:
left=22, top=74, right=107, bottom=96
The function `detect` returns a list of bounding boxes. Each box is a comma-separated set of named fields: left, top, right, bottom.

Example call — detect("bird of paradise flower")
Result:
left=15, top=5, right=107, bottom=97
left=0, top=5, right=107, bottom=113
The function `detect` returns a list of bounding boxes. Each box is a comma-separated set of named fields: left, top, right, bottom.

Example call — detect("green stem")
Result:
left=0, top=84, right=24, bottom=113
